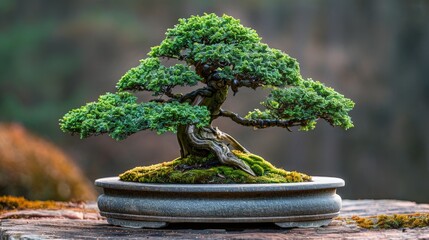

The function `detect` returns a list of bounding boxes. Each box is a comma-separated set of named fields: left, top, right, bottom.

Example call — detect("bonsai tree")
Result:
left=60, top=14, right=354, bottom=183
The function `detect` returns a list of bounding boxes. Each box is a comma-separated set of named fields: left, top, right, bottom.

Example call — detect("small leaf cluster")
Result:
left=190, top=42, right=301, bottom=86
left=150, top=13, right=261, bottom=58
left=246, top=79, right=354, bottom=130
left=59, top=92, right=210, bottom=140
left=116, top=57, right=202, bottom=95
left=149, top=13, right=301, bottom=87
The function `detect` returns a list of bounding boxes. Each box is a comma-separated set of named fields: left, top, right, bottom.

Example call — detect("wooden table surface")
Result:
left=1, top=199, right=429, bottom=239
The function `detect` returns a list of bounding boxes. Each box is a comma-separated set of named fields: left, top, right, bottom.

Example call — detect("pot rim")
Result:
left=95, top=176, right=344, bottom=193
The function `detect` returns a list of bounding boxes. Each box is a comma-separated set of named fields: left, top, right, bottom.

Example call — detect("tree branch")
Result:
left=219, top=109, right=302, bottom=131
left=149, top=87, right=214, bottom=104
left=235, top=78, right=262, bottom=89
left=178, top=87, right=214, bottom=103
left=164, top=87, right=182, bottom=99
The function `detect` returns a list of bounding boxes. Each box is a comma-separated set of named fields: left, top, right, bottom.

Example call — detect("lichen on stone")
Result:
left=0, top=196, right=61, bottom=212
left=119, top=151, right=311, bottom=184
left=351, top=213, right=429, bottom=229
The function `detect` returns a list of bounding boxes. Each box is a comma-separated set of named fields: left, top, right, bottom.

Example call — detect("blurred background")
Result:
left=1, top=0, right=428, bottom=202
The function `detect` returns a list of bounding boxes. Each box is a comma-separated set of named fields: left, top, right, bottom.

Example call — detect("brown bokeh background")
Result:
left=1, top=0, right=428, bottom=202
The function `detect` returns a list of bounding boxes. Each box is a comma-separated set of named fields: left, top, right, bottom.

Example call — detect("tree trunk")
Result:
left=176, top=87, right=256, bottom=176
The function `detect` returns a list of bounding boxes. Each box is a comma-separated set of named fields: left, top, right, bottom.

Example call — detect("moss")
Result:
left=0, top=195, right=61, bottom=212
left=0, top=123, right=96, bottom=201
left=119, top=151, right=311, bottom=184
left=351, top=213, right=429, bottom=229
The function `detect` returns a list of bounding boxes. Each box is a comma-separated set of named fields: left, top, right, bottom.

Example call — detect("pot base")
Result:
left=103, top=213, right=337, bottom=229
left=106, top=218, right=168, bottom=229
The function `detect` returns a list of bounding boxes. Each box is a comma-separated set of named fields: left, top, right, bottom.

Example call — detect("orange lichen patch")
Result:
left=0, top=195, right=102, bottom=220
left=351, top=213, right=429, bottom=229
left=0, top=196, right=62, bottom=212
left=0, top=123, right=96, bottom=201
left=351, top=215, right=375, bottom=228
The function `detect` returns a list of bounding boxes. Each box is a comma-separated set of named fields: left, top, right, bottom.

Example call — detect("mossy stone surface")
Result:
left=351, top=214, right=429, bottom=229
left=119, top=150, right=311, bottom=184
left=0, top=196, right=60, bottom=212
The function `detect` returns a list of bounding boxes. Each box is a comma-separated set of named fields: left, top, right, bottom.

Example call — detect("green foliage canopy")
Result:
left=246, top=80, right=354, bottom=130
left=60, top=92, right=210, bottom=140
left=116, top=57, right=202, bottom=95
left=60, top=13, right=354, bottom=141
left=150, top=14, right=301, bottom=87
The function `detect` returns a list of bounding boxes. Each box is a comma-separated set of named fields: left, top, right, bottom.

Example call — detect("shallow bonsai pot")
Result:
left=95, top=176, right=344, bottom=228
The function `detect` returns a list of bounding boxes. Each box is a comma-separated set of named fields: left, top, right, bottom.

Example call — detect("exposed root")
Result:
left=185, top=125, right=256, bottom=176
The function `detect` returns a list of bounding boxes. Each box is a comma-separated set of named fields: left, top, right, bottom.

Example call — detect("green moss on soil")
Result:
left=119, top=150, right=311, bottom=184
left=351, top=214, right=429, bottom=229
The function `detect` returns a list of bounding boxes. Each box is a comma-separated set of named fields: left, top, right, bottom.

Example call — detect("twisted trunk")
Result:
left=176, top=87, right=256, bottom=176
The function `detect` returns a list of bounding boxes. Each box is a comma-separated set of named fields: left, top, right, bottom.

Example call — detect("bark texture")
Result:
left=176, top=85, right=256, bottom=176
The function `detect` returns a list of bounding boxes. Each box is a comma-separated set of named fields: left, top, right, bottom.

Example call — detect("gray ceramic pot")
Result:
left=95, top=176, right=344, bottom=228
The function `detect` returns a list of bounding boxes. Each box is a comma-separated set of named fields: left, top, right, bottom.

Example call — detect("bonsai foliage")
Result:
left=60, top=14, right=354, bottom=180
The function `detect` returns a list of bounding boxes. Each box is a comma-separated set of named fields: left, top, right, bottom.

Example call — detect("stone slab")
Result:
left=1, top=200, right=429, bottom=239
